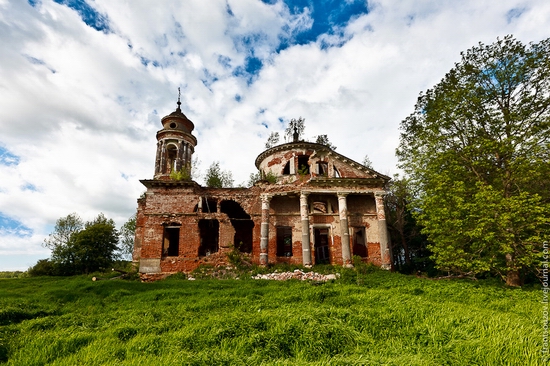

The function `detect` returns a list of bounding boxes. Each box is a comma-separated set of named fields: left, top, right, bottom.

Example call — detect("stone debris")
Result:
left=252, top=269, right=340, bottom=282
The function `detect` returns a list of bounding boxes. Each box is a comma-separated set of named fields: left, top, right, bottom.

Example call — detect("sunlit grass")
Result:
left=0, top=270, right=542, bottom=365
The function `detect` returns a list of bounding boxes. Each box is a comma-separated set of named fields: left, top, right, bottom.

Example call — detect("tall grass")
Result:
left=0, top=270, right=543, bottom=365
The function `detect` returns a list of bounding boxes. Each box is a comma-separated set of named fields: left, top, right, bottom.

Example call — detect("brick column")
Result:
left=300, top=191, right=312, bottom=266
left=175, top=140, right=183, bottom=172
left=337, top=193, right=352, bottom=267
left=260, top=194, right=271, bottom=266
left=184, top=142, right=191, bottom=169
left=375, top=192, right=391, bottom=270
left=159, top=141, right=166, bottom=174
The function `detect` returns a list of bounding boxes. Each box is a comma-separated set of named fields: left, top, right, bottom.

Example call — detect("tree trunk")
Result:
left=401, top=233, right=411, bottom=265
left=505, top=253, right=522, bottom=287
left=505, top=270, right=522, bottom=287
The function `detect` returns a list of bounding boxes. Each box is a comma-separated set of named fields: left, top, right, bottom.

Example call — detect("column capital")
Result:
left=260, top=194, right=272, bottom=203
left=374, top=191, right=386, bottom=198
left=300, top=190, right=311, bottom=197
left=337, top=192, right=349, bottom=198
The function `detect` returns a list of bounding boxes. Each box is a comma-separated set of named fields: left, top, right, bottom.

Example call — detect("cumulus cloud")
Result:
left=1, top=0, right=549, bottom=270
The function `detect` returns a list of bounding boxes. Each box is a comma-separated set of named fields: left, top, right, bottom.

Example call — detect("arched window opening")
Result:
left=201, top=197, right=217, bottom=213
left=166, top=144, right=178, bottom=173
left=297, top=155, right=309, bottom=175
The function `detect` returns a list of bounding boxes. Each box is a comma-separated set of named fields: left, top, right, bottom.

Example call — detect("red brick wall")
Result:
left=135, top=179, right=387, bottom=273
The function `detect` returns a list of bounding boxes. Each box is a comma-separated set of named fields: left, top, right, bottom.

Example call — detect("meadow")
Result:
left=0, top=268, right=543, bottom=365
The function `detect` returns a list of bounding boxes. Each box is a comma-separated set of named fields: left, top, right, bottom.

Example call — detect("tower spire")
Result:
left=176, top=87, right=181, bottom=111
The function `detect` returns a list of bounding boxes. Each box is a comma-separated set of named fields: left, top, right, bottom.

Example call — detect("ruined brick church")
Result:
left=133, top=98, right=392, bottom=274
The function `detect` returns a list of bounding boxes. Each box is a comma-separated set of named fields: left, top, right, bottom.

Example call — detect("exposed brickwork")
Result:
left=366, top=243, right=382, bottom=265
left=134, top=107, right=392, bottom=274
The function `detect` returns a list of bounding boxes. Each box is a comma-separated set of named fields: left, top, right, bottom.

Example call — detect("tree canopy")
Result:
left=396, top=35, right=550, bottom=286
left=314, top=134, right=337, bottom=150
left=285, top=117, right=305, bottom=142
left=265, top=132, right=280, bottom=148
left=43, top=212, right=83, bottom=250
left=118, top=214, right=136, bottom=260
left=37, top=213, right=120, bottom=275
left=204, top=161, right=234, bottom=188
left=362, top=155, right=373, bottom=169
left=384, top=175, right=432, bottom=274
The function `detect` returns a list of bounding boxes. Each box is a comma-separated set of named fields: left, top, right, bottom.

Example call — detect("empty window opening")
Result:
left=297, top=156, right=310, bottom=175
left=166, top=144, right=178, bottom=173
left=333, top=166, right=341, bottom=178
left=276, top=227, right=293, bottom=257
left=201, top=197, right=217, bottom=213
left=198, top=219, right=219, bottom=256
left=352, top=227, right=367, bottom=258
left=233, top=220, right=254, bottom=253
left=317, top=162, right=328, bottom=176
left=314, top=228, right=331, bottom=264
left=163, top=225, right=180, bottom=257
left=282, top=161, right=290, bottom=175
left=220, top=200, right=254, bottom=253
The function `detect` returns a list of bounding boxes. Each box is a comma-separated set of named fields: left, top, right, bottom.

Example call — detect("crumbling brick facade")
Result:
left=133, top=101, right=392, bottom=274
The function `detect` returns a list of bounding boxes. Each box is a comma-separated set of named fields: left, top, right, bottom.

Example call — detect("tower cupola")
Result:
left=154, top=89, right=197, bottom=180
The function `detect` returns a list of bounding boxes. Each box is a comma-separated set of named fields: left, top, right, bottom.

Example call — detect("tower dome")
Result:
left=160, top=98, right=195, bottom=134
left=154, top=89, right=197, bottom=180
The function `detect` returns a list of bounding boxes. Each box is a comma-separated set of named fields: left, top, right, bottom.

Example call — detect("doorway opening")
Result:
left=352, top=227, right=367, bottom=258
left=314, top=228, right=331, bottom=264
left=198, top=219, right=219, bottom=256
left=276, top=226, right=293, bottom=257
left=163, top=225, right=180, bottom=256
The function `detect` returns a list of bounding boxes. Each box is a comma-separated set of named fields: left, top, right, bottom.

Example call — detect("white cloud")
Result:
left=0, top=0, right=549, bottom=269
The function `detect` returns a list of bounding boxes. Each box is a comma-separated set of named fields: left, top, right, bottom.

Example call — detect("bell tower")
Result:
left=154, top=89, right=197, bottom=180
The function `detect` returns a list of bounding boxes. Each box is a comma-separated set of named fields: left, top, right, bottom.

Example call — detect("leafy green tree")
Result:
left=397, top=36, right=550, bottom=286
left=247, top=170, right=278, bottom=187
left=385, top=175, right=432, bottom=274
left=118, top=214, right=136, bottom=260
left=28, top=259, right=59, bottom=276
left=170, top=166, right=191, bottom=181
left=265, top=132, right=280, bottom=148
left=285, top=117, right=305, bottom=142
left=171, top=156, right=201, bottom=181
left=362, top=155, right=373, bottom=169
left=43, top=213, right=83, bottom=250
left=71, top=214, right=119, bottom=274
left=205, top=161, right=234, bottom=188
left=247, top=171, right=261, bottom=187
left=48, top=213, right=119, bottom=275
left=314, top=134, right=337, bottom=150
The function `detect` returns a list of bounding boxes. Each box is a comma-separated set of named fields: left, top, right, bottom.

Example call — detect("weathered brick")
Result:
left=133, top=105, right=393, bottom=274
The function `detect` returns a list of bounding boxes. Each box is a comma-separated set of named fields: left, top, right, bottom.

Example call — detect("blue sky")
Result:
left=1, top=0, right=549, bottom=270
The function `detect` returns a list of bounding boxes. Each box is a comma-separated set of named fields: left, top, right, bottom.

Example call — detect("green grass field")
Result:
left=0, top=269, right=543, bottom=365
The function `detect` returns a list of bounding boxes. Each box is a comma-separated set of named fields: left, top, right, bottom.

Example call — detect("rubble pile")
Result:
left=252, top=269, right=340, bottom=282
